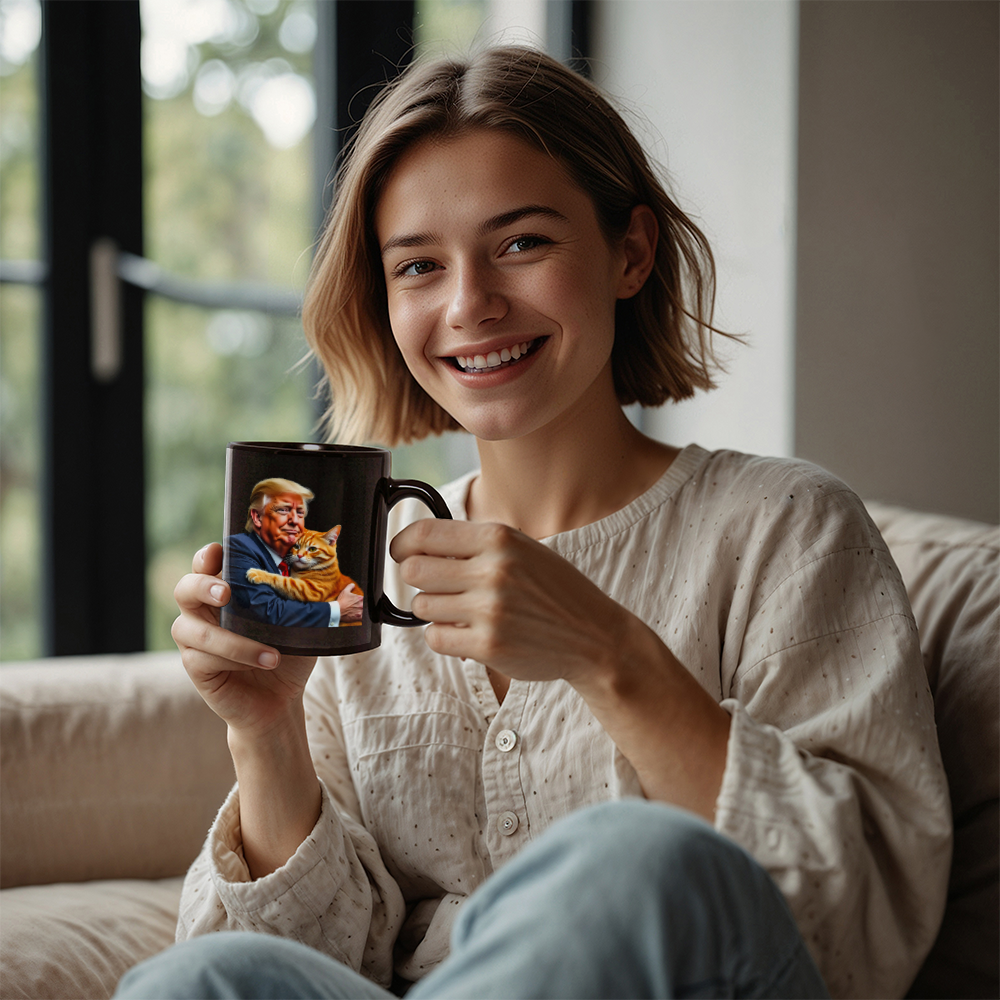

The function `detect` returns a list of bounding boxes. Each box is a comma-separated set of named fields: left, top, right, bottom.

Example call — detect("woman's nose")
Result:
left=445, top=265, right=508, bottom=331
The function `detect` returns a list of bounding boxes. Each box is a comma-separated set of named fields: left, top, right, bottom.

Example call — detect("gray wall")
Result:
left=794, top=1, right=999, bottom=522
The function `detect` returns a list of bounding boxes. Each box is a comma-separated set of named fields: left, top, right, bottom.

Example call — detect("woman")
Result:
left=118, top=46, right=950, bottom=1000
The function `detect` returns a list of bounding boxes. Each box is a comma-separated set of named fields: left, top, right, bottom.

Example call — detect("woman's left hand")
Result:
left=391, top=517, right=731, bottom=821
left=390, top=518, right=630, bottom=688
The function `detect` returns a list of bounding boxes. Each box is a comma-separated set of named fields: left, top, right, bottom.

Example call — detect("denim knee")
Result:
left=521, top=798, right=750, bottom=892
left=541, top=799, right=789, bottom=930
left=115, top=931, right=391, bottom=1000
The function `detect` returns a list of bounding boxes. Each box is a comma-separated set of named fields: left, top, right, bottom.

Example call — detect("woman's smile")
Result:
left=452, top=337, right=544, bottom=374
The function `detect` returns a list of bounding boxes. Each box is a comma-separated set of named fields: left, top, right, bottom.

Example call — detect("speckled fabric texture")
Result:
left=178, top=445, right=951, bottom=999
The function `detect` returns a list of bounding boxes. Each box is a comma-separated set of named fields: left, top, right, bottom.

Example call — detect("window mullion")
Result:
left=42, top=0, right=145, bottom=655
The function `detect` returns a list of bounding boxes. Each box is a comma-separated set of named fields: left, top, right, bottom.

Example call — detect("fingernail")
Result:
left=210, top=584, right=226, bottom=603
left=258, top=652, right=279, bottom=669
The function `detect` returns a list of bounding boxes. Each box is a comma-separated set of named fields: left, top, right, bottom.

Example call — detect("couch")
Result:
left=1, top=503, right=997, bottom=1000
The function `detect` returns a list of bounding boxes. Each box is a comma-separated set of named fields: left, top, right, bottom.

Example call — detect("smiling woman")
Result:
left=305, top=50, right=728, bottom=450
left=118, top=43, right=955, bottom=1000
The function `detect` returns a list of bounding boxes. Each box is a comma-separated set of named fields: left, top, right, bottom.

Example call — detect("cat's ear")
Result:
left=324, top=525, right=342, bottom=544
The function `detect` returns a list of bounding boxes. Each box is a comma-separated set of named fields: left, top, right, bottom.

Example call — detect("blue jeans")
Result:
left=116, top=801, right=829, bottom=999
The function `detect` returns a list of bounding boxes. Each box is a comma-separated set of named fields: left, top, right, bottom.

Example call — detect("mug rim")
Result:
left=228, top=441, right=389, bottom=456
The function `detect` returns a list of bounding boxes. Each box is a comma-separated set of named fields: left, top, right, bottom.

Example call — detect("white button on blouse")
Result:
left=497, top=811, right=519, bottom=836
left=495, top=729, right=518, bottom=752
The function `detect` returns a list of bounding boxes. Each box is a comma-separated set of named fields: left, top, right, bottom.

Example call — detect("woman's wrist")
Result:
left=566, top=602, right=647, bottom=706
left=227, top=704, right=323, bottom=879
left=570, top=609, right=731, bottom=821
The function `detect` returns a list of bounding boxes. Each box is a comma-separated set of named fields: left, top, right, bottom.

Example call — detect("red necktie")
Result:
left=279, top=561, right=289, bottom=576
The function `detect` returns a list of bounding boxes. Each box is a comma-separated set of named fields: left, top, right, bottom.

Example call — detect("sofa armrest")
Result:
left=0, top=652, right=233, bottom=889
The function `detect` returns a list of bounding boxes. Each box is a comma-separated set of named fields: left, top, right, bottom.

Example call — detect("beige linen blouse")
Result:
left=177, top=445, right=951, bottom=999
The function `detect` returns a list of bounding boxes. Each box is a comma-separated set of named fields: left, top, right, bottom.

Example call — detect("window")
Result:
left=0, top=0, right=589, bottom=659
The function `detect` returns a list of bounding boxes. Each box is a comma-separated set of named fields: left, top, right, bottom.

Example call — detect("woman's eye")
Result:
left=507, top=235, right=550, bottom=254
left=397, top=259, right=436, bottom=277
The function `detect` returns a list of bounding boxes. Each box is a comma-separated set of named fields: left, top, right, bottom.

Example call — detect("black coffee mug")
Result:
left=221, top=442, right=452, bottom=655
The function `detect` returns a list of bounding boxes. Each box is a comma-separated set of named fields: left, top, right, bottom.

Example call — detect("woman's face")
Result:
left=374, top=130, right=638, bottom=443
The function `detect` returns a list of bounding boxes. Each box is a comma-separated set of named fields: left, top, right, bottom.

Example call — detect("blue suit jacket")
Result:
left=225, top=531, right=331, bottom=628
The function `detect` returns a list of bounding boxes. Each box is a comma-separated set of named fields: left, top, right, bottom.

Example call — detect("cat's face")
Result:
left=286, top=526, right=342, bottom=571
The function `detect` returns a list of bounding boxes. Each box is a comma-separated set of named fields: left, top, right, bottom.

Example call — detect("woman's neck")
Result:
left=467, top=400, right=679, bottom=539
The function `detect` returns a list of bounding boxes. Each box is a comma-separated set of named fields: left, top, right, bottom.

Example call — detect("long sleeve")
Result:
left=705, top=467, right=952, bottom=998
left=176, top=447, right=953, bottom=998
left=175, top=683, right=408, bottom=987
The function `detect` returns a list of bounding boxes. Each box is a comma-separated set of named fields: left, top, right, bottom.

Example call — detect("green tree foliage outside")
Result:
left=143, top=0, right=483, bottom=651
left=0, top=0, right=41, bottom=661
left=143, top=0, right=322, bottom=649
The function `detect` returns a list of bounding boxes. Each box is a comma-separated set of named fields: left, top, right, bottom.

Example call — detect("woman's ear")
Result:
left=617, top=204, right=659, bottom=300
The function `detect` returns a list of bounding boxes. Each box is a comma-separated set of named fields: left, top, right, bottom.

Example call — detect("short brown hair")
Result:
left=303, top=45, right=735, bottom=446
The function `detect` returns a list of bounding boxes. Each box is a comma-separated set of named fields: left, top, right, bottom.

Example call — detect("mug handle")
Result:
left=377, top=478, right=453, bottom=627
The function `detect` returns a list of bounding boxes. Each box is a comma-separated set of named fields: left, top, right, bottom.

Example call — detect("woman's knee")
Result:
left=472, top=798, right=790, bottom=946
left=542, top=799, right=751, bottom=886
left=115, top=932, right=386, bottom=1000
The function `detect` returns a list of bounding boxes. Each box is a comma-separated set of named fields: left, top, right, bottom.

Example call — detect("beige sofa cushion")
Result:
left=867, top=503, right=999, bottom=999
left=0, top=877, right=182, bottom=1000
left=0, top=652, right=233, bottom=889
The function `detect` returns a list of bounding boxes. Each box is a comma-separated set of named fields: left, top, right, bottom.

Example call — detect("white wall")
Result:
left=592, top=0, right=799, bottom=457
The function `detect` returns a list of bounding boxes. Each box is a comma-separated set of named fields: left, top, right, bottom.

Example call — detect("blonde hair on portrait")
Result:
left=245, top=478, right=314, bottom=532
left=302, top=45, right=737, bottom=447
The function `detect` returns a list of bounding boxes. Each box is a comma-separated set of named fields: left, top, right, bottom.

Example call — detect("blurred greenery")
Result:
left=0, top=9, right=41, bottom=661
left=143, top=0, right=320, bottom=649
left=143, top=0, right=483, bottom=651
left=414, top=0, right=488, bottom=57
left=0, top=285, right=41, bottom=661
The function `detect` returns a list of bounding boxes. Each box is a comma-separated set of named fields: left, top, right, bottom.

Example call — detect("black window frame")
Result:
left=3, top=0, right=590, bottom=656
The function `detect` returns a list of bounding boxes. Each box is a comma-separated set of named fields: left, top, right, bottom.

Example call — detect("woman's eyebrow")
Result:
left=380, top=231, right=440, bottom=257
left=477, top=204, right=569, bottom=235
left=380, top=205, right=569, bottom=258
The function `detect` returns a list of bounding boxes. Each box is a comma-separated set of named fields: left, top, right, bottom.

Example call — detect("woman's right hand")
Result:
left=171, top=542, right=318, bottom=740
left=172, top=543, right=324, bottom=878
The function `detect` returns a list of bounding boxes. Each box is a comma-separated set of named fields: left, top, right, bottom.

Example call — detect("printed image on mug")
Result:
left=221, top=442, right=452, bottom=656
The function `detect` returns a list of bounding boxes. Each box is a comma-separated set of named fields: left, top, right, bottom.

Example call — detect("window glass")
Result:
left=0, top=0, right=42, bottom=660
left=414, top=0, right=549, bottom=56
left=141, top=0, right=555, bottom=650
left=414, top=0, right=488, bottom=54
left=145, top=301, right=316, bottom=647
left=141, top=0, right=319, bottom=649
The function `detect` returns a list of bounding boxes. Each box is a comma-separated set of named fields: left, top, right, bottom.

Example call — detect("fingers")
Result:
left=391, top=519, right=517, bottom=563
left=171, top=608, right=280, bottom=671
left=174, top=570, right=230, bottom=613
left=193, top=542, right=224, bottom=575
left=399, top=553, right=472, bottom=595
left=410, top=589, right=476, bottom=625
left=173, top=562, right=280, bottom=672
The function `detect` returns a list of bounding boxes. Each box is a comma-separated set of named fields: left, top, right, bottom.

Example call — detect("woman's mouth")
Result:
left=452, top=338, right=543, bottom=374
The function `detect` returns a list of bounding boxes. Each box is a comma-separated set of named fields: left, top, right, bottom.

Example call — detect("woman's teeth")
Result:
left=455, top=341, right=533, bottom=373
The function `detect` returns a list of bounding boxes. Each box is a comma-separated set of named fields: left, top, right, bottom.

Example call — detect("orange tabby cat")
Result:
left=246, top=525, right=362, bottom=626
